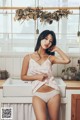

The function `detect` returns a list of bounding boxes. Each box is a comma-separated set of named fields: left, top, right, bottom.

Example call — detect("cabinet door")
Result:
left=71, top=94, right=80, bottom=120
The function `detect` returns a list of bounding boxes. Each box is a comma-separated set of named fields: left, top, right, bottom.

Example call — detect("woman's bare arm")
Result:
left=51, top=46, right=71, bottom=64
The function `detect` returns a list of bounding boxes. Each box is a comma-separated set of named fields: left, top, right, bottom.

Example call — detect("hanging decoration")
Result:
left=14, top=7, right=72, bottom=24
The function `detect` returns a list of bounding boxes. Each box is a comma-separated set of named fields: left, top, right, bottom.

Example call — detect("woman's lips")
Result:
left=44, top=45, right=49, bottom=48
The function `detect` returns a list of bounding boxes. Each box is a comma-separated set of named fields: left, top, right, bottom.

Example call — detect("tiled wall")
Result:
left=0, top=54, right=79, bottom=78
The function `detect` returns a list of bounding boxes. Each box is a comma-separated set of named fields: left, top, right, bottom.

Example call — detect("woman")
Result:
left=21, top=30, right=70, bottom=120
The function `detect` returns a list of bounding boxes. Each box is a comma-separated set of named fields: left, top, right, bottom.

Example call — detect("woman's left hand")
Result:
left=49, top=46, right=59, bottom=52
left=49, top=46, right=70, bottom=64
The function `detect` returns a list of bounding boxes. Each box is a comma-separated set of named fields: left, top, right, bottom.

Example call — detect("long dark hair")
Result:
left=34, top=30, right=56, bottom=55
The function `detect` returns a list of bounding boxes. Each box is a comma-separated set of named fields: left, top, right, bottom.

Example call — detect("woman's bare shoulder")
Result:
left=24, top=52, right=35, bottom=60
left=23, top=54, right=31, bottom=63
left=24, top=54, right=30, bottom=59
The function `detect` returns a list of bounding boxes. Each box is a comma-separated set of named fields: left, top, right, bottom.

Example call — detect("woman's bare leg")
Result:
left=47, top=94, right=61, bottom=120
left=32, top=96, right=48, bottom=120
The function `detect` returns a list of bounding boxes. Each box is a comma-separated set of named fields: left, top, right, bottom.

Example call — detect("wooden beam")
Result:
left=0, top=6, right=79, bottom=10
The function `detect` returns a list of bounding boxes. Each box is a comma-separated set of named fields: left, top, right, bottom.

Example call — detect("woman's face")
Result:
left=41, top=34, right=53, bottom=49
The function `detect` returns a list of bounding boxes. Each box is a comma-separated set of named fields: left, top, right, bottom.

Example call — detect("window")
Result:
left=0, top=0, right=80, bottom=54
left=0, top=13, right=4, bottom=38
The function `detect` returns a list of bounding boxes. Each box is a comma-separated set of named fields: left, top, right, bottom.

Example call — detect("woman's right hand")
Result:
left=35, top=73, right=48, bottom=81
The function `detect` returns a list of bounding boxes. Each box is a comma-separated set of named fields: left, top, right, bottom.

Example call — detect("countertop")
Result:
left=0, top=80, right=80, bottom=89
left=65, top=80, right=80, bottom=89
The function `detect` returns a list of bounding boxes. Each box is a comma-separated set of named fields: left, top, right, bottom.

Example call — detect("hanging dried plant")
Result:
left=14, top=7, right=72, bottom=24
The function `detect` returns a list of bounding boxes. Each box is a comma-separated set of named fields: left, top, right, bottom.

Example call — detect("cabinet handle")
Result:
left=72, top=114, right=74, bottom=118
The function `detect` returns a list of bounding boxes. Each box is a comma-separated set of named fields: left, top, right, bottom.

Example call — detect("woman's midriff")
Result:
left=36, top=84, right=54, bottom=92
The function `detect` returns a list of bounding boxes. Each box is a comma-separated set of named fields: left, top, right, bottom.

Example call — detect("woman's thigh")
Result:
left=47, top=94, right=61, bottom=120
left=32, top=96, right=48, bottom=120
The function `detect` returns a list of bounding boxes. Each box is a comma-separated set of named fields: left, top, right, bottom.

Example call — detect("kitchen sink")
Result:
left=2, top=77, right=66, bottom=97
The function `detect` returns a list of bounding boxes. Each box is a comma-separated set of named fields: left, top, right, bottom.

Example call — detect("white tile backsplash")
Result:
left=0, top=57, right=6, bottom=70
left=0, top=55, right=80, bottom=78
left=13, top=57, right=21, bottom=78
left=5, top=58, right=13, bottom=77
left=57, top=64, right=65, bottom=77
left=52, top=64, right=58, bottom=77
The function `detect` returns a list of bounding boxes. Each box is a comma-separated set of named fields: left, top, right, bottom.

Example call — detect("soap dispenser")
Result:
left=76, top=59, right=80, bottom=80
